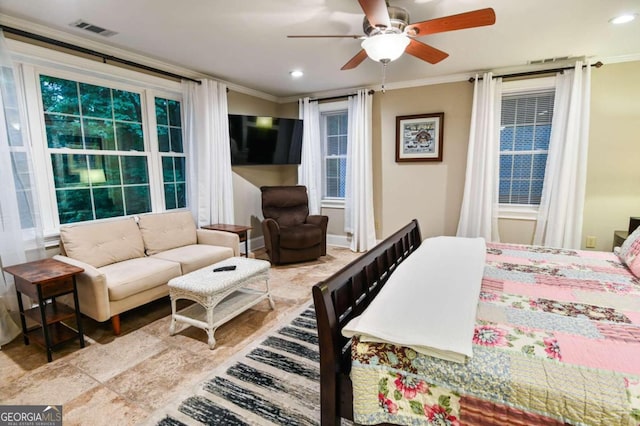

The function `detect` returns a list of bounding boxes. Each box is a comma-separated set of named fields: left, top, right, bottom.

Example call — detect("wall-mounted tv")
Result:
left=228, top=114, right=303, bottom=165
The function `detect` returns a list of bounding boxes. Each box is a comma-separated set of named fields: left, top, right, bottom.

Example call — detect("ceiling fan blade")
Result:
left=358, top=0, right=391, bottom=28
left=405, top=8, right=496, bottom=37
left=405, top=39, right=449, bottom=64
left=287, top=35, right=362, bottom=39
left=341, top=49, right=369, bottom=70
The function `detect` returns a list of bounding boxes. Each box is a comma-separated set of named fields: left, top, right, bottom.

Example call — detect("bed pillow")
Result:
left=619, top=226, right=640, bottom=277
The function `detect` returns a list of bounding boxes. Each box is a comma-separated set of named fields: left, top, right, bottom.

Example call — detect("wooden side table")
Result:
left=3, top=258, right=85, bottom=362
left=202, top=224, right=252, bottom=257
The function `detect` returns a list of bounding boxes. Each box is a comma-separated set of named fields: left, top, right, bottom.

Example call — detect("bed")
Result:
left=312, top=219, right=640, bottom=426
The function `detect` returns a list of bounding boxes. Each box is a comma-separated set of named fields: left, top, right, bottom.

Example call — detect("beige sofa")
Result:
left=54, top=211, right=239, bottom=334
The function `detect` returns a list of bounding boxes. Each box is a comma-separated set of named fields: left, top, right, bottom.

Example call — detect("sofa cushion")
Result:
left=138, top=211, right=197, bottom=255
left=100, top=257, right=181, bottom=301
left=60, top=218, right=145, bottom=268
left=151, top=244, right=234, bottom=274
left=279, top=224, right=323, bottom=249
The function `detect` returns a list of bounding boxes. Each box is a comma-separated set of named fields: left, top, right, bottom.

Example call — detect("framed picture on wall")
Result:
left=395, top=112, right=444, bottom=162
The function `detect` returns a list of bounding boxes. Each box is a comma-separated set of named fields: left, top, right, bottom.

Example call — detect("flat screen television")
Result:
left=228, top=114, right=303, bottom=165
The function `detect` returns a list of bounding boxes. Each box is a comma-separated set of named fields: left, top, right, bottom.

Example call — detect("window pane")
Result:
left=532, top=154, right=547, bottom=179
left=513, top=155, right=532, bottom=179
left=103, top=155, right=122, bottom=185
left=174, top=157, right=185, bottom=181
left=327, top=135, right=340, bottom=155
left=124, top=186, right=151, bottom=215
left=56, top=189, right=93, bottom=224
left=170, top=127, right=183, bottom=152
left=168, top=100, right=181, bottom=127
left=157, top=126, right=170, bottom=152
left=80, top=83, right=112, bottom=119
left=94, top=187, right=124, bottom=219
left=113, top=89, right=141, bottom=122
left=164, top=184, right=176, bottom=210
left=121, top=156, right=148, bottom=184
left=40, top=76, right=79, bottom=115
left=83, top=118, right=115, bottom=150
left=155, top=98, right=168, bottom=125
left=514, top=126, right=533, bottom=150
left=45, top=115, right=82, bottom=148
left=534, top=124, right=551, bottom=150
left=51, top=154, right=84, bottom=188
left=116, top=122, right=144, bottom=151
left=162, top=156, right=174, bottom=182
left=176, top=183, right=186, bottom=208
left=499, top=154, right=513, bottom=179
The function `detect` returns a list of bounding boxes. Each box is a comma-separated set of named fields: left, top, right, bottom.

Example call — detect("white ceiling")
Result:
left=1, top=0, right=639, bottom=99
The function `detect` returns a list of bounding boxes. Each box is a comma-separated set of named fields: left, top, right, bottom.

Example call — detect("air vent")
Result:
left=528, top=56, right=573, bottom=65
left=69, top=20, right=118, bottom=37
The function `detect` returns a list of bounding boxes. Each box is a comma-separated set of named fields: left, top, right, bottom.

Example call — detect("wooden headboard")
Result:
left=312, top=219, right=422, bottom=425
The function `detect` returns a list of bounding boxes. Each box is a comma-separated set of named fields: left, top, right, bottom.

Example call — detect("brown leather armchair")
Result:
left=261, top=185, right=328, bottom=265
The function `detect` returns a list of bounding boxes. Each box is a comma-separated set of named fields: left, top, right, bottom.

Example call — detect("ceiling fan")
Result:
left=288, top=0, right=496, bottom=70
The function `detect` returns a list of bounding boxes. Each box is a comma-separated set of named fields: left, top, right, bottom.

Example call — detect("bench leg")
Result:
left=111, top=315, right=121, bottom=335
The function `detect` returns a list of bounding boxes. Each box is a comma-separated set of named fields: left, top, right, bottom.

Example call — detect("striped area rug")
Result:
left=155, top=306, right=339, bottom=426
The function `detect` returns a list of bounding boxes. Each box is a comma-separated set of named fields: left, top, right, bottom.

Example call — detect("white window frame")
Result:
left=319, top=100, right=348, bottom=209
left=10, top=40, right=184, bottom=238
left=498, top=77, right=555, bottom=220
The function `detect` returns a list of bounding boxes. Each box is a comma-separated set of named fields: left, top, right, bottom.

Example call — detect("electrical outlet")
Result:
left=586, top=236, right=597, bottom=248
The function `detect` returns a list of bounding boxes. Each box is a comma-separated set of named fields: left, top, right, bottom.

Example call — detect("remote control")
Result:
left=213, top=265, right=237, bottom=272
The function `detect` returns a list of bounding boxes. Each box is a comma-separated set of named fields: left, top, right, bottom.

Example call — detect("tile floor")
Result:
left=0, top=246, right=360, bottom=425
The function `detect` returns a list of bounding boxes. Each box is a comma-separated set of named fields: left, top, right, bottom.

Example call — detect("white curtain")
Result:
left=182, top=79, right=234, bottom=227
left=457, top=73, right=502, bottom=241
left=298, top=97, right=322, bottom=215
left=534, top=62, right=591, bottom=248
left=0, top=30, right=44, bottom=345
left=345, top=89, right=376, bottom=252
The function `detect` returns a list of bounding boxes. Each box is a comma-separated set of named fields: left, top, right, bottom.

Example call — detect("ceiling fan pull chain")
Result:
left=381, top=60, right=388, bottom=93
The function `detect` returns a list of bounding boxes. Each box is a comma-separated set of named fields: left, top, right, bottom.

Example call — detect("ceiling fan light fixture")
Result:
left=361, top=33, right=410, bottom=63
left=609, top=13, right=637, bottom=24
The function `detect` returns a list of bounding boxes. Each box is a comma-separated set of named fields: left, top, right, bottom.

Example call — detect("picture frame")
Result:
left=395, top=112, right=444, bottom=162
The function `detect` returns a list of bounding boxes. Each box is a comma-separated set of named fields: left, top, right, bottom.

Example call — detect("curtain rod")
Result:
left=311, top=89, right=375, bottom=102
left=468, top=61, right=603, bottom=83
left=0, top=25, right=202, bottom=84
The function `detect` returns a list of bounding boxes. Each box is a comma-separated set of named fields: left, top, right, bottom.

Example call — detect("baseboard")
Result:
left=326, top=234, right=351, bottom=248
left=248, top=233, right=351, bottom=252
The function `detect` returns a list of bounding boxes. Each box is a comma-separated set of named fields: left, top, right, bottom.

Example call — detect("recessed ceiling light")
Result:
left=609, top=13, right=637, bottom=24
left=290, top=70, right=304, bottom=78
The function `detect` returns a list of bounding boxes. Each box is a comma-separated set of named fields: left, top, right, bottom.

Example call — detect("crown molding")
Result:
left=0, top=14, right=278, bottom=102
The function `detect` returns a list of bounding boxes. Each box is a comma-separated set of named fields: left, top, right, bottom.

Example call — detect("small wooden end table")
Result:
left=3, top=258, right=85, bottom=362
left=202, top=224, right=252, bottom=257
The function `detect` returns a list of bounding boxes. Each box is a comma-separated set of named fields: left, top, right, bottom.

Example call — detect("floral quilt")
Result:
left=350, top=243, right=640, bottom=426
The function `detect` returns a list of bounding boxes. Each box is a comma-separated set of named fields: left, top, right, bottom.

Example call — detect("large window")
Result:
left=321, top=109, right=348, bottom=201
left=499, top=88, right=555, bottom=206
left=41, top=75, right=152, bottom=223
left=31, top=70, right=185, bottom=231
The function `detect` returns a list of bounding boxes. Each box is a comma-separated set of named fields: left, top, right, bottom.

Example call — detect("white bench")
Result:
left=168, top=257, right=274, bottom=349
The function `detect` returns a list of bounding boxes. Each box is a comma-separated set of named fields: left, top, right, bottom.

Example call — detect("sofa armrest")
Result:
left=53, top=255, right=111, bottom=322
left=196, top=229, right=240, bottom=257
